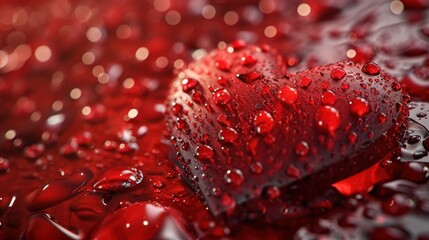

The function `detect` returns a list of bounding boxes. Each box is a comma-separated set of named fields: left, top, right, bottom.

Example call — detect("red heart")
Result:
left=166, top=42, right=408, bottom=220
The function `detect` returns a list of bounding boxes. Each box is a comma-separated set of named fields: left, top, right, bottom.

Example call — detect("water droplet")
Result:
left=277, top=86, right=298, bottom=105
left=153, top=181, right=165, bottom=189
left=171, top=103, right=183, bottom=115
left=299, top=76, right=312, bottom=88
left=349, top=97, right=370, bottom=117
left=93, top=168, right=143, bottom=192
left=315, top=106, right=341, bottom=132
left=377, top=113, right=387, bottom=124
left=254, top=111, right=275, bottom=134
left=321, top=90, right=337, bottom=105
left=295, top=141, right=310, bottom=156
left=250, top=162, right=264, bottom=174
left=330, top=68, right=346, bottom=80
left=213, top=89, right=231, bottom=105
left=176, top=118, right=187, bottom=130
left=181, top=78, right=198, bottom=92
left=224, top=169, right=244, bottom=187
left=241, top=55, right=257, bottom=66
left=362, top=62, right=380, bottom=75
left=27, top=169, right=93, bottom=211
left=237, top=71, right=263, bottom=83
left=215, top=60, right=230, bottom=71
left=195, top=145, right=215, bottom=162
left=391, top=82, right=402, bottom=91
left=218, top=128, right=238, bottom=144
left=263, top=186, right=281, bottom=199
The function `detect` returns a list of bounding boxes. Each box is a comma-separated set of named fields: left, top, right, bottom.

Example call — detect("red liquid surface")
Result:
left=0, top=0, right=428, bottom=239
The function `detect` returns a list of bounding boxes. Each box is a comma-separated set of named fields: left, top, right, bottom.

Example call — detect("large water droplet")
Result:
left=277, top=86, right=298, bottom=105
left=224, top=169, right=244, bottom=187
left=93, top=168, right=143, bottom=192
left=254, top=111, right=275, bottom=134
left=213, top=89, right=232, bottom=105
left=349, top=97, right=370, bottom=117
left=315, top=106, right=341, bottom=132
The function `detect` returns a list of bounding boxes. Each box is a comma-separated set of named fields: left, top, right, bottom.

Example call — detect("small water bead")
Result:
left=254, top=111, right=275, bottom=134
left=218, top=76, right=227, bottom=85
left=362, top=62, right=380, bottom=75
left=381, top=194, right=415, bottom=216
left=277, top=86, right=298, bottom=105
left=212, top=88, right=232, bottom=105
left=224, top=169, right=244, bottom=187
left=315, top=106, right=341, bottom=132
left=195, top=145, right=215, bottom=162
left=218, top=128, right=238, bottom=144
left=299, top=76, right=312, bottom=88
left=377, top=113, right=387, bottom=124
left=181, top=78, right=198, bottom=92
left=321, top=90, right=337, bottom=105
left=250, top=162, right=264, bottom=174
left=407, top=135, right=421, bottom=144
left=176, top=118, right=186, bottom=130
left=236, top=71, right=263, bottom=83
left=93, top=168, right=144, bottom=192
left=349, top=97, right=370, bottom=117
left=330, top=68, right=346, bottom=80
left=215, top=60, right=230, bottom=71
left=241, top=55, right=257, bottom=66
left=171, top=103, right=183, bottom=115
left=295, top=141, right=310, bottom=156
left=391, top=82, right=402, bottom=91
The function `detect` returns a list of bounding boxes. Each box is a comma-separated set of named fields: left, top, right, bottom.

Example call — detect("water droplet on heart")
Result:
left=330, top=68, right=346, bottom=80
left=195, top=145, right=215, bottom=162
left=181, top=78, right=198, bottom=92
left=321, top=90, right=337, bottom=105
left=277, top=86, right=298, bottom=105
left=254, top=111, right=275, bottom=134
left=349, top=97, right=370, bottom=117
left=93, top=168, right=143, bottom=192
left=237, top=72, right=263, bottom=83
left=213, top=89, right=231, bottom=105
left=362, top=62, right=380, bottom=75
left=225, top=169, right=244, bottom=187
left=348, top=132, right=358, bottom=144
left=241, top=55, right=257, bottom=66
left=171, top=103, right=183, bottom=115
left=377, top=113, right=387, bottom=124
left=315, top=106, right=341, bottom=132
left=391, top=82, right=402, bottom=91
left=295, top=141, right=310, bottom=156
left=299, top=76, right=312, bottom=88
left=218, top=128, right=238, bottom=144
left=215, top=60, right=230, bottom=71
left=176, top=118, right=187, bottom=130
left=407, top=135, right=421, bottom=144
left=250, top=162, right=264, bottom=174
left=0, top=158, right=10, bottom=174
